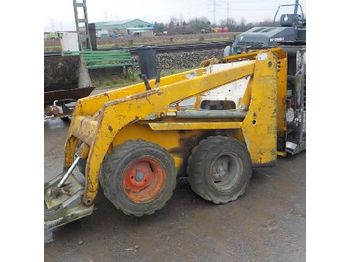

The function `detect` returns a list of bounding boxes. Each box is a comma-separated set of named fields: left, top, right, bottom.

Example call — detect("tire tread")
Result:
left=187, top=136, right=252, bottom=204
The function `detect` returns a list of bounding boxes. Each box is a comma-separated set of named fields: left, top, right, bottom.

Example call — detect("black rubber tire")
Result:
left=100, top=140, right=177, bottom=216
left=187, top=136, right=252, bottom=204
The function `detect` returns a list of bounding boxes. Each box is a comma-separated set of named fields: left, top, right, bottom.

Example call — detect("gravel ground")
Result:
left=132, top=48, right=224, bottom=71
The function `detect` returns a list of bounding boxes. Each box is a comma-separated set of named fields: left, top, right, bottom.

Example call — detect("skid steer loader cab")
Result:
left=45, top=49, right=291, bottom=234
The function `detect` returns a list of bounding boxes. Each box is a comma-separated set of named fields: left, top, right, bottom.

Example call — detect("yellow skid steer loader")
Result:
left=45, top=49, right=291, bottom=232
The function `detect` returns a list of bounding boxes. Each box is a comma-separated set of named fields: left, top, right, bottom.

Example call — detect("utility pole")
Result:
left=226, top=0, right=229, bottom=25
left=294, top=0, right=299, bottom=15
left=213, top=0, right=216, bottom=25
left=73, top=0, right=92, bottom=50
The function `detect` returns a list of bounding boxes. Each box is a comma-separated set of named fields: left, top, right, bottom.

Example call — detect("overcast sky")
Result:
left=44, top=0, right=306, bottom=31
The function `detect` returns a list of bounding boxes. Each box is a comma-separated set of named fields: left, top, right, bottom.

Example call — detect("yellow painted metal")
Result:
left=111, top=121, right=243, bottom=173
left=70, top=116, right=98, bottom=145
left=276, top=55, right=288, bottom=137
left=62, top=49, right=283, bottom=205
left=223, top=47, right=287, bottom=62
left=64, top=136, right=77, bottom=168
left=223, top=48, right=287, bottom=147
left=238, top=76, right=253, bottom=110
left=224, top=48, right=287, bottom=138
left=195, top=48, right=287, bottom=139
left=112, top=124, right=203, bottom=171
left=77, top=142, right=90, bottom=159
left=241, top=52, right=278, bottom=164
left=193, top=96, right=202, bottom=109
left=277, top=151, right=287, bottom=157
left=73, top=68, right=206, bottom=117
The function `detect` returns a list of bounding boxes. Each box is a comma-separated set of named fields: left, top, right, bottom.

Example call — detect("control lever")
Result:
left=140, top=74, right=151, bottom=91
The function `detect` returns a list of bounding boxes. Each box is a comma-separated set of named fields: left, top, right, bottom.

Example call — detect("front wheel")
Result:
left=187, top=136, right=252, bottom=204
left=100, top=140, right=177, bottom=216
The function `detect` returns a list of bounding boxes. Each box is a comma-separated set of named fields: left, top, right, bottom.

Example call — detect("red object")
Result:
left=123, top=157, right=166, bottom=203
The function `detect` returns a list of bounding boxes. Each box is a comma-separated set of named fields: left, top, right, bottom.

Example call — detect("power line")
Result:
left=208, top=0, right=223, bottom=25
left=213, top=0, right=216, bottom=25
left=226, top=0, right=229, bottom=24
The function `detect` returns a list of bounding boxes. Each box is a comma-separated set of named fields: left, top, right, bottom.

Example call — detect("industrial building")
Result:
left=94, top=18, right=154, bottom=37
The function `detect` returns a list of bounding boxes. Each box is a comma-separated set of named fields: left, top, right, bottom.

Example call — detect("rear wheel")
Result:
left=187, top=136, right=252, bottom=204
left=100, top=140, right=177, bottom=216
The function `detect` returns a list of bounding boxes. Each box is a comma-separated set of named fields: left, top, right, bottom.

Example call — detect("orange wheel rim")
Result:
left=123, top=157, right=166, bottom=203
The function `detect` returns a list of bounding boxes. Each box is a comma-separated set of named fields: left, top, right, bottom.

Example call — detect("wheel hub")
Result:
left=210, top=154, right=242, bottom=190
left=212, top=158, right=229, bottom=180
left=135, top=170, right=145, bottom=182
left=123, top=157, right=166, bottom=203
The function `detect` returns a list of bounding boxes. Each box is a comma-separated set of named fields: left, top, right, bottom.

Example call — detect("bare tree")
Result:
left=158, top=16, right=277, bottom=35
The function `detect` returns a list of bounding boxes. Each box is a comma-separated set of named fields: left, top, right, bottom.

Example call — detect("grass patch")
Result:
left=92, top=74, right=141, bottom=89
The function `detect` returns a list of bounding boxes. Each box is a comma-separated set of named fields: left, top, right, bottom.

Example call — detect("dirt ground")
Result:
left=44, top=118, right=305, bottom=262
